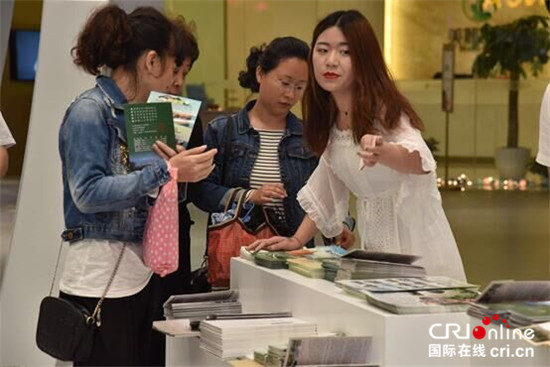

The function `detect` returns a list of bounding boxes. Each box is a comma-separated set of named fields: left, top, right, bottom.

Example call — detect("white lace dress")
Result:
left=297, top=115, right=466, bottom=281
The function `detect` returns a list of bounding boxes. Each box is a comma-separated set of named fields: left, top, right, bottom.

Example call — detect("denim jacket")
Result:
left=197, top=100, right=318, bottom=238
left=59, top=76, right=172, bottom=243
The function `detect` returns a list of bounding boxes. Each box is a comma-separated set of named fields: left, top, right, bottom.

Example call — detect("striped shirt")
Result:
left=250, top=129, right=285, bottom=213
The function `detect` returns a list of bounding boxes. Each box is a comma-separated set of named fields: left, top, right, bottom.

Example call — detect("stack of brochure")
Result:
left=163, top=290, right=242, bottom=320
left=283, top=336, right=376, bottom=367
left=467, top=280, right=550, bottom=327
left=264, top=344, right=288, bottom=367
left=199, top=317, right=317, bottom=359
left=337, top=276, right=479, bottom=314
left=336, top=250, right=425, bottom=281
left=518, top=321, right=550, bottom=346
left=287, top=258, right=325, bottom=278
left=364, top=288, right=479, bottom=314
left=254, top=251, right=295, bottom=269
left=321, top=259, right=340, bottom=282
left=253, top=348, right=268, bottom=365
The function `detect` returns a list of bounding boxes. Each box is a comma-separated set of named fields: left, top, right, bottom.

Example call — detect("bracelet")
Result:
left=289, top=236, right=303, bottom=248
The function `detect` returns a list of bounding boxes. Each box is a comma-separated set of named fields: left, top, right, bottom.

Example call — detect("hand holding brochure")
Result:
left=147, top=91, right=202, bottom=147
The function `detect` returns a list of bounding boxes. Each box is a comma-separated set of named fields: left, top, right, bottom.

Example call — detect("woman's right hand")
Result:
left=248, top=183, right=287, bottom=204
left=153, top=142, right=217, bottom=183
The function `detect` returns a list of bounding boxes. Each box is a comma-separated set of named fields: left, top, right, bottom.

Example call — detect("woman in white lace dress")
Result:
left=248, top=10, right=466, bottom=281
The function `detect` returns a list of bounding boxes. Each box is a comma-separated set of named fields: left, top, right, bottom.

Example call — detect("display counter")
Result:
left=167, top=258, right=473, bottom=366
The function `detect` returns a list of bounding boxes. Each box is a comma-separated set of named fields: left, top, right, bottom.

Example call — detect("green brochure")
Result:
left=123, top=102, right=175, bottom=167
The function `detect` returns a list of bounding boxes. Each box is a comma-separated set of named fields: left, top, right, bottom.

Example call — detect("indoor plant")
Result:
left=472, top=15, right=550, bottom=179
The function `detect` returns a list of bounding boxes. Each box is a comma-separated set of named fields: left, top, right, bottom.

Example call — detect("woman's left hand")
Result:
left=246, top=236, right=302, bottom=252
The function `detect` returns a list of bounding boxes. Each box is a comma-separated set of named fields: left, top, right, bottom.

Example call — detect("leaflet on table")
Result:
left=123, top=102, right=175, bottom=167
left=147, top=91, right=202, bottom=147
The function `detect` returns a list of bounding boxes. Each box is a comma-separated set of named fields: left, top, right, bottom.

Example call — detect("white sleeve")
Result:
left=297, top=152, right=349, bottom=238
left=389, top=114, right=436, bottom=173
left=536, top=84, right=550, bottom=167
left=392, top=114, right=442, bottom=216
left=0, top=112, right=15, bottom=148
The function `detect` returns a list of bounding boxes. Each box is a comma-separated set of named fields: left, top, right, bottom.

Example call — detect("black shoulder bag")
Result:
left=36, top=240, right=125, bottom=362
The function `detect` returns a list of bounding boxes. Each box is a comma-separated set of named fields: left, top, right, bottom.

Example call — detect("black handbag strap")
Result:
left=49, top=239, right=125, bottom=326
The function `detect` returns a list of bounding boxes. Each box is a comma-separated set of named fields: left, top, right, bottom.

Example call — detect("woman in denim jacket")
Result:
left=57, top=5, right=215, bottom=365
left=198, top=37, right=354, bottom=247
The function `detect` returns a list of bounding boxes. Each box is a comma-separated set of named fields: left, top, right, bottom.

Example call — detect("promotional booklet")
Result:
left=147, top=91, right=202, bottom=147
left=124, top=102, right=175, bottom=167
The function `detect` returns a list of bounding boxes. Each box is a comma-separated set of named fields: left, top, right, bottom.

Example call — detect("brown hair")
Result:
left=72, top=5, right=197, bottom=83
left=172, top=16, right=199, bottom=68
left=303, top=10, right=423, bottom=156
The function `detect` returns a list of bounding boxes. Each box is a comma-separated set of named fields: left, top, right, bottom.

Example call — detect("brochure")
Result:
left=147, top=91, right=202, bottom=147
left=123, top=102, right=175, bottom=167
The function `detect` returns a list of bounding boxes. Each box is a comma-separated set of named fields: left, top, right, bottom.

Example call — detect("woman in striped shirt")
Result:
left=199, top=37, right=354, bottom=248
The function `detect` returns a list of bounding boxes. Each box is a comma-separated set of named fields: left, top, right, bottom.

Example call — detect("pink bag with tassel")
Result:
left=142, top=164, right=179, bottom=277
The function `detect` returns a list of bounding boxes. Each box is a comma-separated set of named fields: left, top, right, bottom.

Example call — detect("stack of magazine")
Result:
left=336, top=250, right=425, bottom=281
left=282, top=336, right=377, bottom=367
left=467, top=280, right=550, bottom=327
left=163, top=290, right=241, bottom=320
left=199, top=317, right=317, bottom=359
left=336, top=276, right=479, bottom=314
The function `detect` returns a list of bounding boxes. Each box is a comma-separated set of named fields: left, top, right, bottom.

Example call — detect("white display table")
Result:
left=166, top=258, right=550, bottom=366
left=167, top=258, right=473, bottom=366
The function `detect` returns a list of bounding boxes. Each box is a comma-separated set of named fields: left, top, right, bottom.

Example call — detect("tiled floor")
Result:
left=1, top=179, right=548, bottom=291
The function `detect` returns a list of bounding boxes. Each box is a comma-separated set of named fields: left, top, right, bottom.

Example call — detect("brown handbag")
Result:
left=207, top=189, right=278, bottom=288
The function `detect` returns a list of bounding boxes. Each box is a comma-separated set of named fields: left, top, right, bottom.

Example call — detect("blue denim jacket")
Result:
left=59, top=76, right=172, bottom=243
left=197, top=100, right=318, bottom=238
